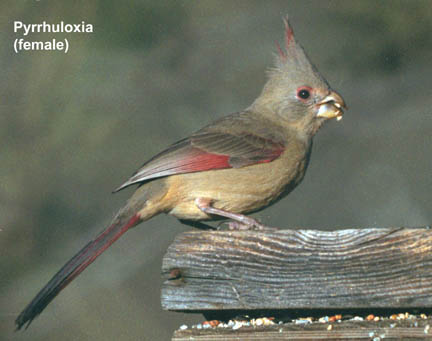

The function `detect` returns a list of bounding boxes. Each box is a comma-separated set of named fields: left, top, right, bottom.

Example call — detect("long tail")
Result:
left=15, top=213, right=142, bottom=330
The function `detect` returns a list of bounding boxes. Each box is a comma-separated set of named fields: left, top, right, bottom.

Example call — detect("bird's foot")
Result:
left=225, top=220, right=276, bottom=231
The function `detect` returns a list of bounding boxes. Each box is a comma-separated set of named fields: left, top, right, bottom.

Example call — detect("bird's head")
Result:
left=251, top=18, right=347, bottom=136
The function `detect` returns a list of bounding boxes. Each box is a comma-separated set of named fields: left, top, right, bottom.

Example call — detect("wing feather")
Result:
left=114, top=120, right=285, bottom=192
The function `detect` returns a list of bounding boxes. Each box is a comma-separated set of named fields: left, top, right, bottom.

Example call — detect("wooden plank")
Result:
left=172, top=317, right=432, bottom=340
left=161, top=227, right=432, bottom=311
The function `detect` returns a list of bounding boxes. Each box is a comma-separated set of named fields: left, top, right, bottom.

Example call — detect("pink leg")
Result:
left=195, top=198, right=273, bottom=231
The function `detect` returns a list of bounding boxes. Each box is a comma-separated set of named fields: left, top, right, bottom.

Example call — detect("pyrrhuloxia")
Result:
left=16, top=19, right=346, bottom=329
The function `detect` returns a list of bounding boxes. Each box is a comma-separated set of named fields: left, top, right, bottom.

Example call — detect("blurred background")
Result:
left=1, top=0, right=431, bottom=340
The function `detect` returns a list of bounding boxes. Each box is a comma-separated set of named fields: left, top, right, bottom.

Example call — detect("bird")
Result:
left=16, top=18, right=346, bottom=330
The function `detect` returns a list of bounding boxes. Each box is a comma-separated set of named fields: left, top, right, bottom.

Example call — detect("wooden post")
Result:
left=162, top=227, right=432, bottom=310
left=161, top=227, right=432, bottom=339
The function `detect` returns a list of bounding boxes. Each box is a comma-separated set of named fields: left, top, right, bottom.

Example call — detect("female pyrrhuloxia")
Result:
left=16, top=19, right=346, bottom=329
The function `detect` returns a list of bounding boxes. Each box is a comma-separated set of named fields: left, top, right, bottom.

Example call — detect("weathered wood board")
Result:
left=162, top=227, right=432, bottom=311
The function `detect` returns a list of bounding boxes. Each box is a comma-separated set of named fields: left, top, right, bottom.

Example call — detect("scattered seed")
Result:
left=262, top=317, right=275, bottom=326
left=209, top=320, right=219, bottom=327
left=232, top=321, right=243, bottom=330
left=294, top=318, right=313, bottom=325
left=180, top=313, right=431, bottom=333
left=319, top=316, right=329, bottom=323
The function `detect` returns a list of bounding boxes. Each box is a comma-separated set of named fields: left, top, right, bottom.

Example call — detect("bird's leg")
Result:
left=195, top=198, right=273, bottom=231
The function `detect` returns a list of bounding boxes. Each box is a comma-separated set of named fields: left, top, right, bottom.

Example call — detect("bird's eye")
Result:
left=296, top=86, right=312, bottom=101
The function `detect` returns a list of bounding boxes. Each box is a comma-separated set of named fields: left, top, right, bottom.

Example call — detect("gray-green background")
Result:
left=1, top=1, right=431, bottom=340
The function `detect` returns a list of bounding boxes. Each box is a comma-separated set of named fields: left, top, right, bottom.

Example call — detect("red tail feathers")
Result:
left=15, top=214, right=141, bottom=330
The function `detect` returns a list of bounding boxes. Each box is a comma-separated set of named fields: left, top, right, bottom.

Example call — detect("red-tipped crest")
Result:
left=277, top=17, right=294, bottom=60
left=284, top=17, right=294, bottom=49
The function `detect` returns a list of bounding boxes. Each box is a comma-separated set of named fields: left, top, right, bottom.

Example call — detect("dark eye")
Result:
left=297, top=86, right=312, bottom=100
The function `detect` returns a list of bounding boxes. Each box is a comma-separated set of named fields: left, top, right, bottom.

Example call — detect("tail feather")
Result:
left=15, top=214, right=141, bottom=330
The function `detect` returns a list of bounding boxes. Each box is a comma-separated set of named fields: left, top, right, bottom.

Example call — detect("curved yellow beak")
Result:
left=316, top=91, right=347, bottom=121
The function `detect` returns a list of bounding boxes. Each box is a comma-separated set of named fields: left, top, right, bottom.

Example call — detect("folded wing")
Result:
left=114, top=131, right=284, bottom=192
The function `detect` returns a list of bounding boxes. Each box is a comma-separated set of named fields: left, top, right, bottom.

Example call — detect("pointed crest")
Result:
left=276, top=17, right=294, bottom=61
left=271, top=16, right=328, bottom=89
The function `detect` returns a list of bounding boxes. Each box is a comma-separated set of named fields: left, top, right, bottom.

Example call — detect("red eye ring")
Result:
left=296, top=86, right=312, bottom=101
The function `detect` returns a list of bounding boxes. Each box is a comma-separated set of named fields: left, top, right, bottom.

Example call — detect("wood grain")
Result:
left=161, top=228, right=432, bottom=311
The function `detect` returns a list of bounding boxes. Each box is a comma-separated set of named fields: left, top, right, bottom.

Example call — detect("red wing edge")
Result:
left=113, top=135, right=284, bottom=192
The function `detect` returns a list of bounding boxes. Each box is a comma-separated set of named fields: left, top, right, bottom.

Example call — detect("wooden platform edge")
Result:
left=161, top=227, right=432, bottom=311
left=172, top=316, right=432, bottom=340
